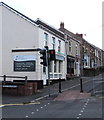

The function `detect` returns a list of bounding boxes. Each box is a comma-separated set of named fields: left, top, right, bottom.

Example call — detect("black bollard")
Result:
left=80, top=78, right=83, bottom=92
left=59, top=80, right=61, bottom=93
left=4, top=75, right=6, bottom=85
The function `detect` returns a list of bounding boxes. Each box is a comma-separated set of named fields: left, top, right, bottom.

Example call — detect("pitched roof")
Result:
left=35, top=18, right=64, bottom=39
left=59, top=27, right=81, bottom=43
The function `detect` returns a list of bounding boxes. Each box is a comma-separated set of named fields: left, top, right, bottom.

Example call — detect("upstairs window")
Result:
left=76, top=43, right=78, bottom=56
left=58, top=40, right=61, bottom=52
left=52, top=37, right=55, bottom=49
left=44, top=33, right=48, bottom=46
left=69, top=41, right=72, bottom=53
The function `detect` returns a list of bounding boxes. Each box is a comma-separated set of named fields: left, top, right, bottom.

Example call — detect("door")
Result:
left=76, top=62, right=80, bottom=76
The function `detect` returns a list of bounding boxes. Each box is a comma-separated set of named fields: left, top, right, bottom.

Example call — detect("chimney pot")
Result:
left=60, top=22, right=64, bottom=29
left=76, top=33, right=83, bottom=38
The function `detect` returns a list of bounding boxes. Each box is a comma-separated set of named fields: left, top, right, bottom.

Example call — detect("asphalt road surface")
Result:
left=2, top=95, right=103, bottom=118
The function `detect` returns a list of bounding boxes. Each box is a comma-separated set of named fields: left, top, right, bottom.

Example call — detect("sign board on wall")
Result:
left=14, top=61, right=36, bottom=72
left=13, top=55, right=36, bottom=72
left=13, top=55, right=36, bottom=61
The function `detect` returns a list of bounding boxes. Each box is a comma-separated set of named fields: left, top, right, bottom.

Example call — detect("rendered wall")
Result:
left=2, top=6, right=40, bottom=80
left=0, top=6, right=2, bottom=76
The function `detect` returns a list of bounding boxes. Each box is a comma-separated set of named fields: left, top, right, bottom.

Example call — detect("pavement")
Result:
left=54, top=90, right=91, bottom=101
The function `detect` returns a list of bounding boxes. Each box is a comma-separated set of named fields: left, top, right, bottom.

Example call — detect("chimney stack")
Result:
left=76, top=33, right=83, bottom=38
left=60, top=22, right=64, bottom=29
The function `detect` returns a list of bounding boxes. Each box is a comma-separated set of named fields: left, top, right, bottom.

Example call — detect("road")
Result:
left=2, top=74, right=104, bottom=119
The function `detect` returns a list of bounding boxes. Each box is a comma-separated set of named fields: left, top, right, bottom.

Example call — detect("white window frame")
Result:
left=58, top=40, right=61, bottom=52
left=44, top=32, right=48, bottom=46
left=52, top=37, right=55, bottom=49
left=69, top=40, right=72, bottom=53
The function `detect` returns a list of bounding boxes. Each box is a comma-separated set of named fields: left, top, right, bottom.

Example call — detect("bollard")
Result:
left=59, top=80, right=61, bottom=93
left=4, top=75, right=6, bottom=85
left=80, top=78, right=83, bottom=92
left=25, top=76, right=27, bottom=84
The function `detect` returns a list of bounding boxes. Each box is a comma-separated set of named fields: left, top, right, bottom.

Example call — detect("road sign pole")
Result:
left=45, top=46, right=51, bottom=97
left=80, top=78, right=83, bottom=92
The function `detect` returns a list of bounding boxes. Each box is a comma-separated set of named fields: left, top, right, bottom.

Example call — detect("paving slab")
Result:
left=54, top=90, right=91, bottom=101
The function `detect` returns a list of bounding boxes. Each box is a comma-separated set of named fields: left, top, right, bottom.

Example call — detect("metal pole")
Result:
left=45, top=46, right=51, bottom=97
left=80, top=78, right=83, bottom=92
left=59, top=79, right=62, bottom=93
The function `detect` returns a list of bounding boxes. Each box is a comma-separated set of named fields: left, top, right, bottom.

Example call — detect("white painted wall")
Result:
left=1, top=5, right=66, bottom=81
left=0, top=6, right=2, bottom=76
left=2, top=6, right=40, bottom=80
left=38, top=27, right=66, bottom=79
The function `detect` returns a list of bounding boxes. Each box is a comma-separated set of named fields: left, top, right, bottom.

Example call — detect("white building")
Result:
left=0, top=2, right=66, bottom=85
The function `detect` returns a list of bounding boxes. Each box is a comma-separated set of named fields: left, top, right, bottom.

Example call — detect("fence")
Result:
left=93, top=74, right=104, bottom=95
left=0, top=75, right=27, bottom=84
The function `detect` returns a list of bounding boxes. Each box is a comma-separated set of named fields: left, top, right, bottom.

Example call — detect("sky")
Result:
left=1, top=0, right=103, bottom=49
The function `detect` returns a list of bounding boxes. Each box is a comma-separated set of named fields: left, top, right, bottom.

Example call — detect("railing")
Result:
left=93, top=77, right=104, bottom=95
left=0, top=75, right=27, bottom=84
left=50, top=73, right=62, bottom=79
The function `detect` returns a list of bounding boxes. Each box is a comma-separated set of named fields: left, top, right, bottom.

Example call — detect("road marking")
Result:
left=0, top=105, right=4, bottom=108
left=31, top=112, right=34, bottom=114
left=77, top=98, right=90, bottom=119
left=85, top=103, right=88, bottom=105
left=0, top=101, right=40, bottom=107
left=36, top=109, right=39, bottom=111
left=35, top=95, right=49, bottom=101
left=25, top=115, right=29, bottom=118
left=84, top=105, right=86, bottom=107
left=76, top=116, right=80, bottom=119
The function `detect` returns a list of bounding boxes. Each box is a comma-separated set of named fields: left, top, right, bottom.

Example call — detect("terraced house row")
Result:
left=0, top=2, right=104, bottom=85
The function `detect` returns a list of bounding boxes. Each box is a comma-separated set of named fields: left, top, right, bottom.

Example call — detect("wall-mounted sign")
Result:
left=13, top=55, right=36, bottom=61
left=14, top=61, right=36, bottom=72
left=13, top=55, right=36, bottom=72
left=56, top=55, right=65, bottom=61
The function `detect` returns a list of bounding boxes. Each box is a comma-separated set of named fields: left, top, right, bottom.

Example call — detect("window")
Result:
left=76, top=43, right=78, bottom=56
left=58, top=40, right=61, bottom=52
left=44, top=33, right=48, bottom=46
left=69, top=41, right=72, bottom=52
left=52, top=37, right=55, bottom=49
left=59, top=61, right=61, bottom=73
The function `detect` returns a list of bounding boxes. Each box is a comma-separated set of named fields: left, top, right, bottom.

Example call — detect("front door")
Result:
left=76, top=62, right=80, bottom=76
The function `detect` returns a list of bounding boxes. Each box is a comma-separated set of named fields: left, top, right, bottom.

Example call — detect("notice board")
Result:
left=14, top=61, right=36, bottom=72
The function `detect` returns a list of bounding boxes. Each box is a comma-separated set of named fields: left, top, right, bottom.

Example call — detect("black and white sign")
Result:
left=14, top=61, right=36, bottom=72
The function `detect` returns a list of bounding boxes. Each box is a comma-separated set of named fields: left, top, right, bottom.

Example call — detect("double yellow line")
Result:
left=0, top=101, right=40, bottom=107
